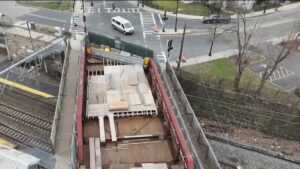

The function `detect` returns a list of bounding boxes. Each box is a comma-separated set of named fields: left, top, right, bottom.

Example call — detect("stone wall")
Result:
left=177, top=77, right=300, bottom=141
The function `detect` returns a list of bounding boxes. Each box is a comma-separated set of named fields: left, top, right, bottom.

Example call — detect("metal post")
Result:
left=208, top=11, right=219, bottom=57
left=26, top=21, right=35, bottom=52
left=263, top=0, right=270, bottom=14
left=0, top=14, right=11, bottom=61
left=177, top=23, right=187, bottom=69
left=174, top=0, right=179, bottom=32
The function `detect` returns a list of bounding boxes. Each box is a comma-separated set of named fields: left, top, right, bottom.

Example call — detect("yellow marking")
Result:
left=0, top=78, right=54, bottom=98
left=0, top=138, right=15, bottom=149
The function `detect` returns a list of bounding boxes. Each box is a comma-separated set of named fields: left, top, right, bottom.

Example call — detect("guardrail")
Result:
left=50, top=38, right=70, bottom=152
left=164, top=61, right=221, bottom=169
left=149, top=60, right=194, bottom=169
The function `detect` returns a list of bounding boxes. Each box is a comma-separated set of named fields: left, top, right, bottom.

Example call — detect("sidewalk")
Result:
left=53, top=0, right=85, bottom=168
left=169, top=49, right=238, bottom=67
left=130, top=1, right=300, bottom=19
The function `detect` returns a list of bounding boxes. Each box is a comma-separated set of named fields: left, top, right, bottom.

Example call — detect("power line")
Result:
left=186, top=94, right=300, bottom=118
left=195, top=72, right=243, bottom=167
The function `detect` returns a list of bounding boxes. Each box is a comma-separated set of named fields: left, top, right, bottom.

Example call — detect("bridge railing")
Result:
left=50, top=38, right=70, bottom=152
left=164, top=61, right=221, bottom=169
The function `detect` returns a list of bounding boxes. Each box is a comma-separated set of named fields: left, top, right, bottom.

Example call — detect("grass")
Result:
left=16, top=0, right=72, bottom=11
left=180, top=58, right=290, bottom=99
left=146, top=0, right=212, bottom=16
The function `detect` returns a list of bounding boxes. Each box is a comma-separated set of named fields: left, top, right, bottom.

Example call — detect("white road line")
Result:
left=140, top=12, right=144, bottom=28
left=158, top=14, right=163, bottom=25
left=103, top=0, right=106, bottom=7
left=283, top=67, right=288, bottom=75
left=277, top=69, right=282, bottom=78
left=98, top=7, right=101, bottom=13
left=287, top=87, right=297, bottom=92
left=279, top=67, right=284, bottom=78
left=151, top=13, right=156, bottom=26
left=26, top=14, right=66, bottom=23
left=260, top=18, right=295, bottom=28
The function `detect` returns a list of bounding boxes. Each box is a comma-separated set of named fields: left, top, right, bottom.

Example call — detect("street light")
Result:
left=0, top=13, right=11, bottom=61
left=174, top=0, right=179, bottom=32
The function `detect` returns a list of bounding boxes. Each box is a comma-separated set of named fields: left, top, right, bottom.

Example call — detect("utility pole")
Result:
left=174, top=0, right=179, bottom=32
left=26, top=21, right=35, bottom=52
left=0, top=13, right=11, bottom=61
left=177, top=23, right=187, bottom=69
left=208, top=11, right=220, bottom=57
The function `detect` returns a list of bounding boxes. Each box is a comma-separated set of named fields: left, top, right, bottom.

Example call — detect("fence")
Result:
left=87, top=31, right=154, bottom=58
left=161, top=61, right=221, bottom=169
left=50, top=37, right=70, bottom=152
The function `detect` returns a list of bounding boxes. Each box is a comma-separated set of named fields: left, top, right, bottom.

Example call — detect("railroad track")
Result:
left=0, top=94, right=54, bottom=119
left=4, top=89, right=56, bottom=112
left=206, top=133, right=300, bottom=165
left=0, top=124, right=52, bottom=152
left=0, top=102, right=52, bottom=133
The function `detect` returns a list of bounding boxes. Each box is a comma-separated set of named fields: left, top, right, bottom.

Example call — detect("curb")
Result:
left=131, top=1, right=300, bottom=20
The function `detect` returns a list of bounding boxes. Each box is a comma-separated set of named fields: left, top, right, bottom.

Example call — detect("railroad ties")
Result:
left=0, top=88, right=56, bottom=153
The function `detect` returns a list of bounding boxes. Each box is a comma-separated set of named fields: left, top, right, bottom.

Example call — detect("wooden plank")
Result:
left=108, top=114, right=117, bottom=142
left=99, top=116, right=106, bottom=143
left=89, top=138, right=96, bottom=169
left=95, top=138, right=102, bottom=169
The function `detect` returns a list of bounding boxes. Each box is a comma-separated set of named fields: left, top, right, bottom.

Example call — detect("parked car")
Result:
left=203, top=15, right=230, bottom=24
left=111, top=16, right=134, bottom=35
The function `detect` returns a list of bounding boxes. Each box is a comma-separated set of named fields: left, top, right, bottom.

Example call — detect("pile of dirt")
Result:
left=200, top=117, right=300, bottom=159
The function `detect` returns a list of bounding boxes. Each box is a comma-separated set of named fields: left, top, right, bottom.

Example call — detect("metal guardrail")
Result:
left=162, top=61, right=221, bottom=169
left=50, top=38, right=70, bottom=152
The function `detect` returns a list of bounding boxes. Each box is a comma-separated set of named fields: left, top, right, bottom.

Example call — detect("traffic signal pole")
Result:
left=177, top=23, right=187, bottom=69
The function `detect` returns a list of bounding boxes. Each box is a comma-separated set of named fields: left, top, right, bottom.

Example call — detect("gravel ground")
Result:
left=209, top=139, right=300, bottom=169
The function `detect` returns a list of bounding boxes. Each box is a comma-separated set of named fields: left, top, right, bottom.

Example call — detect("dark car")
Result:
left=203, top=15, right=230, bottom=24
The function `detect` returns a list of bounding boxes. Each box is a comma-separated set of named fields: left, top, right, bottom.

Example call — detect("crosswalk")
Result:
left=84, top=7, right=141, bottom=14
left=69, top=13, right=85, bottom=34
left=140, top=12, right=166, bottom=62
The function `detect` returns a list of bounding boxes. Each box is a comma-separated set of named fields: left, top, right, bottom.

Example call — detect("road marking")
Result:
left=260, top=18, right=295, bottom=28
left=158, top=14, right=163, bottom=25
left=151, top=13, right=156, bottom=26
left=103, top=0, right=106, bottom=7
left=257, top=66, right=294, bottom=82
left=98, top=7, right=101, bottom=13
left=26, top=14, right=66, bottom=23
left=287, top=87, right=297, bottom=92
left=140, top=12, right=144, bottom=28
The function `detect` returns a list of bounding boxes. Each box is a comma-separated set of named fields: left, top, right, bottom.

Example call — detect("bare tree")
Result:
left=256, top=32, right=300, bottom=94
left=232, top=11, right=257, bottom=91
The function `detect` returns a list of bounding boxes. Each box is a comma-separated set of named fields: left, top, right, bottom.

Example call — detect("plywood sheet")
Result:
left=106, top=90, right=122, bottom=103
left=128, top=93, right=141, bottom=105
left=108, top=101, right=129, bottom=111
left=88, top=104, right=107, bottom=117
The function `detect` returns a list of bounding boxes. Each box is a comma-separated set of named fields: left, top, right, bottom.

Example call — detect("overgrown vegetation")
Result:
left=16, top=0, right=72, bottom=11
left=144, top=0, right=212, bottom=16
left=179, top=58, right=298, bottom=102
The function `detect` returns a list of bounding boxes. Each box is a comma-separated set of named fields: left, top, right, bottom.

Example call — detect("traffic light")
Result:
left=112, top=3, right=115, bottom=10
left=167, top=39, right=173, bottom=51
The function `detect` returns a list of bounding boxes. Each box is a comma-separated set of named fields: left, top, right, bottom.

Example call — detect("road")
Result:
left=0, top=1, right=71, bottom=29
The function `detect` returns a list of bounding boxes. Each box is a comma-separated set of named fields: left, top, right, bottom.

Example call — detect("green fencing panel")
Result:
left=121, top=41, right=153, bottom=58
left=88, top=32, right=115, bottom=48
left=87, top=32, right=153, bottom=58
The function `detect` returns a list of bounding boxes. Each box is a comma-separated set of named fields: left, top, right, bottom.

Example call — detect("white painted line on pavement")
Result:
left=103, top=0, right=106, bottom=7
left=260, top=18, right=295, bottom=28
left=98, top=7, right=101, bottom=13
left=151, top=12, right=156, bottom=26
left=140, top=12, right=144, bottom=28
left=158, top=14, right=163, bottom=25
left=26, top=14, right=66, bottom=23
left=287, top=87, right=297, bottom=92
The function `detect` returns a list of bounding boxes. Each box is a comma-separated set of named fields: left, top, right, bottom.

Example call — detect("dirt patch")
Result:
left=199, top=117, right=300, bottom=159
